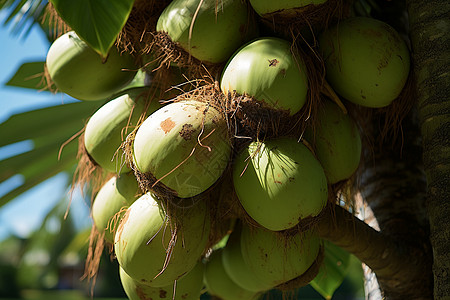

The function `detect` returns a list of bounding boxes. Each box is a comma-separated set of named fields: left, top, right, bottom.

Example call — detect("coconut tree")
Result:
left=0, top=0, right=448, bottom=299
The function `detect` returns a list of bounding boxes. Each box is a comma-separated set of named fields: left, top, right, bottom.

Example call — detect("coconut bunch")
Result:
left=43, top=0, right=413, bottom=298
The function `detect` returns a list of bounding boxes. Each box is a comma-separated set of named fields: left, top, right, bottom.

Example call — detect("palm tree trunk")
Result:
left=407, top=1, right=450, bottom=298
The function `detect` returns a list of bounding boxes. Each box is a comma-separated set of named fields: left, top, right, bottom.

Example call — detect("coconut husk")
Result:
left=71, top=132, right=104, bottom=198
left=149, top=31, right=224, bottom=81
left=115, top=0, right=171, bottom=55
left=41, top=2, right=71, bottom=40
left=82, top=225, right=107, bottom=296
left=38, top=63, right=58, bottom=93
left=205, top=171, right=242, bottom=248
left=258, top=0, right=352, bottom=43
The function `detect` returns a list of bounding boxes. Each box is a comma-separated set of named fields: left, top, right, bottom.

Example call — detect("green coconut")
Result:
left=84, top=88, right=161, bottom=173
left=133, top=100, right=231, bottom=198
left=156, top=0, right=257, bottom=64
left=220, top=37, right=308, bottom=115
left=119, top=260, right=204, bottom=300
left=249, top=0, right=328, bottom=16
left=114, top=193, right=210, bottom=287
left=46, top=31, right=137, bottom=101
left=221, top=224, right=273, bottom=292
left=233, top=137, right=328, bottom=231
left=318, top=17, right=410, bottom=108
left=240, top=224, right=321, bottom=288
left=204, top=249, right=260, bottom=300
left=305, top=101, right=361, bottom=183
left=91, top=173, right=140, bottom=243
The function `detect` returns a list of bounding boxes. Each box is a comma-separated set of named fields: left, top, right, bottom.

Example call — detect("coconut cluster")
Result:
left=45, top=0, right=412, bottom=299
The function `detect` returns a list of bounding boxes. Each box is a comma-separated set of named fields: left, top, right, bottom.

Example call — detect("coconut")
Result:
left=119, top=260, right=204, bottom=300
left=115, top=193, right=210, bottom=287
left=249, top=0, right=328, bottom=16
left=46, top=31, right=137, bottom=101
left=204, top=249, right=260, bottom=300
left=84, top=88, right=161, bottom=174
left=233, top=137, right=328, bottom=231
left=133, top=100, right=231, bottom=198
left=156, top=0, right=257, bottom=64
left=221, top=224, right=273, bottom=292
left=240, top=224, right=321, bottom=288
left=91, top=173, right=140, bottom=243
left=305, top=100, right=361, bottom=183
left=221, top=37, right=309, bottom=115
left=318, top=17, right=410, bottom=108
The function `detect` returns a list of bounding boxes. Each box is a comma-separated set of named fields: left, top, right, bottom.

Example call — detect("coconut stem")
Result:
left=322, top=80, right=347, bottom=114
left=316, top=204, right=430, bottom=298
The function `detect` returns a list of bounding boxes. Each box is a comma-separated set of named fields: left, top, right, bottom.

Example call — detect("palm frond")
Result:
left=1, top=0, right=48, bottom=37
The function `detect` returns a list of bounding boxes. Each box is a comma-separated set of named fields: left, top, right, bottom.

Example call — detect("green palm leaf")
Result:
left=49, top=0, right=135, bottom=57
left=0, top=101, right=100, bottom=208
left=1, top=0, right=48, bottom=36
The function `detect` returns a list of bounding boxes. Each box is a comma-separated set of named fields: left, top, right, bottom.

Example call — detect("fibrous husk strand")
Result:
left=71, top=132, right=105, bottom=200
left=41, top=2, right=71, bottom=40
left=82, top=226, right=107, bottom=296
left=259, top=0, right=352, bottom=40
left=149, top=32, right=224, bottom=81
left=115, top=0, right=172, bottom=55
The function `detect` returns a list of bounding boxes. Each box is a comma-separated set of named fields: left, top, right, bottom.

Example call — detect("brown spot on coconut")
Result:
left=132, top=100, right=231, bottom=199
left=160, top=118, right=176, bottom=134
left=179, top=124, right=195, bottom=141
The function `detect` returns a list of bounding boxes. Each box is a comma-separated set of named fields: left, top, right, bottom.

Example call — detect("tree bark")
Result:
left=356, top=109, right=433, bottom=299
left=407, top=0, right=450, bottom=298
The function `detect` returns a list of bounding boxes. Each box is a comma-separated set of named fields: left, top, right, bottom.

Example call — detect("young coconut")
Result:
left=119, top=260, right=204, bottom=300
left=221, top=37, right=309, bottom=115
left=156, top=0, right=257, bottom=64
left=91, top=172, right=140, bottom=243
left=233, top=137, right=328, bottom=231
left=84, top=88, right=162, bottom=174
left=46, top=31, right=137, bottom=101
left=304, top=100, right=362, bottom=184
left=114, top=193, right=210, bottom=287
left=221, top=223, right=274, bottom=292
left=240, top=224, right=322, bottom=288
left=319, top=17, right=410, bottom=108
left=133, top=100, right=231, bottom=198
left=204, top=249, right=260, bottom=300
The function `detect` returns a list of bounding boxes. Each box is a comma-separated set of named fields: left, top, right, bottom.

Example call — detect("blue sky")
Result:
left=0, top=13, right=91, bottom=240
